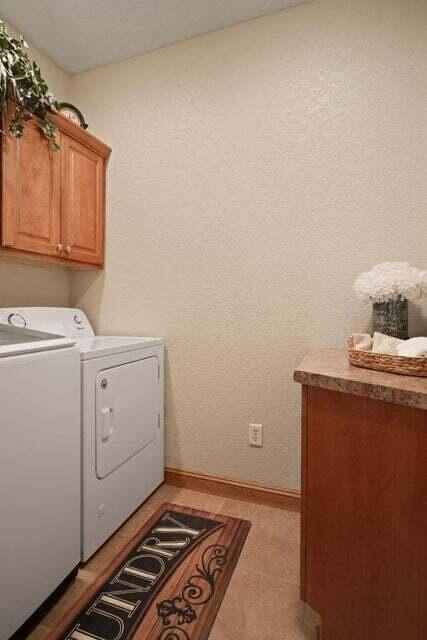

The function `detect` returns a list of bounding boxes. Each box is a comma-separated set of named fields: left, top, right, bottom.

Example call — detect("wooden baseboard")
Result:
left=165, top=467, right=301, bottom=512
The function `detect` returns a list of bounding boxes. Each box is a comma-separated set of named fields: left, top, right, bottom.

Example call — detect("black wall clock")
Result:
left=58, top=102, right=88, bottom=129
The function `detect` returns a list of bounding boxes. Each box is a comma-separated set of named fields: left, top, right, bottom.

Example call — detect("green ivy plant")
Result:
left=0, top=20, right=59, bottom=149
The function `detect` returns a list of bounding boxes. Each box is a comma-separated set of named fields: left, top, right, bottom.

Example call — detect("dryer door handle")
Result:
left=100, top=407, right=114, bottom=442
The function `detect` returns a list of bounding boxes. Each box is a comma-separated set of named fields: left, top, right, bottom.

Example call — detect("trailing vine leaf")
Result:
left=0, top=20, right=59, bottom=149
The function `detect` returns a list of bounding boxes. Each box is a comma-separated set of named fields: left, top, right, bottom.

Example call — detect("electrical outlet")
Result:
left=249, top=423, right=263, bottom=447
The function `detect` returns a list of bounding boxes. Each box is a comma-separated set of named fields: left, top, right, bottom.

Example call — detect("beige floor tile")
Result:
left=218, top=498, right=300, bottom=542
left=117, top=484, right=225, bottom=538
left=219, top=498, right=301, bottom=585
left=160, top=486, right=226, bottom=514
left=209, top=569, right=306, bottom=640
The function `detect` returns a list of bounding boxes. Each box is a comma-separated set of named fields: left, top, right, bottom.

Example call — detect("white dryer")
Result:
left=2, top=308, right=165, bottom=561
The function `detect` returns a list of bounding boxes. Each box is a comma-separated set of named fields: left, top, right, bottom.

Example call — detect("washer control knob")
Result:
left=73, top=314, right=83, bottom=325
left=8, top=313, right=27, bottom=328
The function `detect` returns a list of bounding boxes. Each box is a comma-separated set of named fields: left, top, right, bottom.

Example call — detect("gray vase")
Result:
left=373, top=298, right=408, bottom=339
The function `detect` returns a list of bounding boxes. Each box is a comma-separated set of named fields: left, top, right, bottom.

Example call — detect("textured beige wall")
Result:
left=0, top=20, right=71, bottom=308
left=70, top=0, right=427, bottom=490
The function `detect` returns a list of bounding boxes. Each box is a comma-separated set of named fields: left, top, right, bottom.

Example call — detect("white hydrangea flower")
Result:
left=354, top=262, right=427, bottom=304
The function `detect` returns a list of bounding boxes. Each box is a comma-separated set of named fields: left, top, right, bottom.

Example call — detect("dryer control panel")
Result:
left=0, top=308, right=95, bottom=338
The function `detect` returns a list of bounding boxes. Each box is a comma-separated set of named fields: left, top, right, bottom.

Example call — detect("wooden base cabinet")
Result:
left=300, top=386, right=427, bottom=640
left=1, top=108, right=110, bottom=269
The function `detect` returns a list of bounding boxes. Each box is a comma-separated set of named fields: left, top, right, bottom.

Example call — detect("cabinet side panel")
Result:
left=304, top=387, right=427, bottom=640
left=300, top=384, right=308, bottom=602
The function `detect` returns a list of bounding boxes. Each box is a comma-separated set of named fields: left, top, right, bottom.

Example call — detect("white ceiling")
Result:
left=1, top=0, right=310, bottom=75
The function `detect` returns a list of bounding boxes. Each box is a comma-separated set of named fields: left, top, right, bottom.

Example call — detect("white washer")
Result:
left=0, top=317, right=80, bottom=639
left=2, top=308, right=165, bottom=562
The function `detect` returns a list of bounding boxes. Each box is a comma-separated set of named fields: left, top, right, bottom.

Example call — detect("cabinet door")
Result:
left=1, top=121, right=61, bottom=256
left=61, top=134, right=105, bottom=265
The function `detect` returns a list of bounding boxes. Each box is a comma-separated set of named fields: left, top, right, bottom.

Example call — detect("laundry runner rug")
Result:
left=47, top=503, right=251, bottom=640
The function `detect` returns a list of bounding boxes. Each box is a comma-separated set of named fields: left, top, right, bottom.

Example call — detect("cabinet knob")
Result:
left=56, top=243, right=64, bottom=252
left=65, top=245, right=72, bottom=254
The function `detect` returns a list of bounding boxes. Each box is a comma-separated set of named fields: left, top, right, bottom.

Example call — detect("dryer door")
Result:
left=95, top=356, right=159, bottom=479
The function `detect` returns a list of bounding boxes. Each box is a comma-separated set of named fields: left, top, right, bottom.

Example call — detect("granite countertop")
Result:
left=294, top=349, right=427, bottom=410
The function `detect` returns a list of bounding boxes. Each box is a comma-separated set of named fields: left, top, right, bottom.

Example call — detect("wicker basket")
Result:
left=347, top=337, right=427, bottom=377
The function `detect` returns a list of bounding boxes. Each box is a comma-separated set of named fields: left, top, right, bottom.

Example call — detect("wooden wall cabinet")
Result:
left=1, top=108, right=111, bottom=269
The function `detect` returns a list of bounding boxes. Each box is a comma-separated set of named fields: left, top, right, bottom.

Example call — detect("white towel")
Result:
left=372, top=332, right=404, bottom=355
left=396, top=337, right=427, bottom=358
left=352, top=333, right=373, bottom=351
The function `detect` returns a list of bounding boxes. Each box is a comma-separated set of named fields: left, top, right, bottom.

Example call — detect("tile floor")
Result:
left=25, top=484, right=306, bottom=640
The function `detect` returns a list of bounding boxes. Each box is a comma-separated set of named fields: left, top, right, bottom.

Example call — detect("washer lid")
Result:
left=77, top=335, right=163, bottom=360
left=0, top=324, right=75, bottom=357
